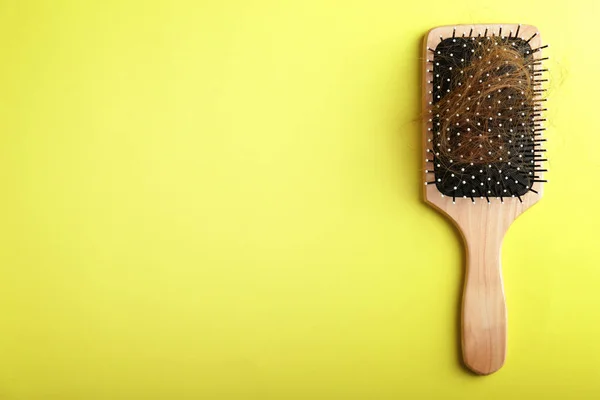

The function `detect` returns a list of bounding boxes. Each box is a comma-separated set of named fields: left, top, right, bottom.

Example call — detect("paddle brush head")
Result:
left=424, top=26, right=547, bottom=204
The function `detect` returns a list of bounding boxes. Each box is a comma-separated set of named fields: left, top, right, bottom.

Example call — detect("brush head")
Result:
left=423, top=25, right=547, bottom=204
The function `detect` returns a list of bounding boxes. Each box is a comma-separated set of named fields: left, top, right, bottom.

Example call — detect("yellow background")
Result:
left=0, top=0, right=597, bottom=399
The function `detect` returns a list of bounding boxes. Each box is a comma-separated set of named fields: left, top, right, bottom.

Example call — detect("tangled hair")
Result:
left=433, top=37, right=539, bottom=172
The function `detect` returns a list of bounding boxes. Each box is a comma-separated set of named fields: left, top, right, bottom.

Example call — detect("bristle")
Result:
left=532, top=44, right=549, bottom=53
left=526, top=32, right=538, bottom=43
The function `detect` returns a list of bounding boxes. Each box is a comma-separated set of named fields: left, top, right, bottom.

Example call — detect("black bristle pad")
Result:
left=432, top=37, right=537, bottom=198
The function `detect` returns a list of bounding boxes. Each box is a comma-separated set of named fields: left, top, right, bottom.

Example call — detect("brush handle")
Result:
left=461, top=224, right=507, bottom=375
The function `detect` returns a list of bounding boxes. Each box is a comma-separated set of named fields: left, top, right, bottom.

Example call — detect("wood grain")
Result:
left=421, top=24, right=544, bottom=375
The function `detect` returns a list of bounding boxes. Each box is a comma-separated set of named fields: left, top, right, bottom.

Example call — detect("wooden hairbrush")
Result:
left=421, top=24, right=547, bottom=375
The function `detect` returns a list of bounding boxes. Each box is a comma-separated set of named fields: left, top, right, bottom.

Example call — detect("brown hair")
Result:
left=432, top=38, right=541, bottom=172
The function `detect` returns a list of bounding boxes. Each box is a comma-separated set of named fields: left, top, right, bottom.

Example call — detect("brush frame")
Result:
left=422, top=24, right=545, bottom=375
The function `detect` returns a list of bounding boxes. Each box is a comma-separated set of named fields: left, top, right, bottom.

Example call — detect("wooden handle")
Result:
left=461, top=226, right=507, bottom=375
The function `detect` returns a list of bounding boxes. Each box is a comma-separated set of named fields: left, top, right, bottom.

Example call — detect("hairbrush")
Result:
left=421, top=24, right=547, bottom=375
